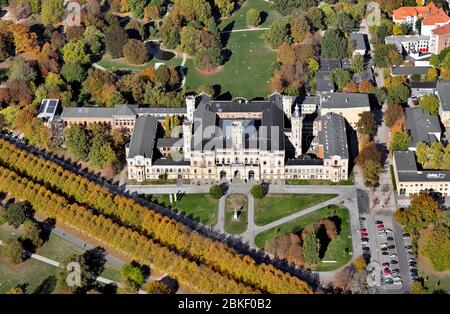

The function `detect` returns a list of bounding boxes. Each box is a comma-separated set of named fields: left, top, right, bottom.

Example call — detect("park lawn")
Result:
left=0, top=224, right=121, bottom=293
left=224, top=194, right=248, bottom=234
left=254, top=194, right=337, bottom=226
left=218, top=0, right=282, bottom=30
left=97, top=54, right=183, bottom=74
left=149, top=194, right=219, bottom=225
left=254, top=205, right=353, bottom=271
left=185, top=30, right=276, bottom=99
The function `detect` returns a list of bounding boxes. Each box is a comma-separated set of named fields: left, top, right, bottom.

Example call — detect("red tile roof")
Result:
left=432, top=22, right=450, bottom=36
left=393, top=2, right=449, bottom=24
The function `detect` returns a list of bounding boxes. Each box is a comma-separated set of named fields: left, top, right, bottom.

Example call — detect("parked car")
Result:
left=403, top=233, right=410, bottom=239
left=383, top=269, right=392, bottom=275
left=359, top=217, right=366, bottom=221
left=390, top=260, right=398, bottom=264
left=382, top=262, right=390, bottom=267
left=389, top=245, right=396, bottom=249
left=381, top=247, right=388, bottom=251
left=380, top=243, right=388, bottom=248
left=362, top=246, right=370, bottom=251
left=375, top=220, right=383, bottom=224
left=387, top=236, right=394, bottom=241
left=377, top=225, right=385, bottom=229
left=389, top=253, right=398, bottom=258
left=409, top=258, right=416, bottom=263
left=385, top=278, right=394, bottom=285
left=361, top=232, right=369, bottom=237
left=382, top=251, right=389, bottom=255
left=360, top=228, right=367, bottom=232
left=385, top=228, right=393, bottom=233
left=361, top=237, right=369, bottom=242
left=405, top=245, right=413, bottom=250
left=378, top=233, right=387, bottom=237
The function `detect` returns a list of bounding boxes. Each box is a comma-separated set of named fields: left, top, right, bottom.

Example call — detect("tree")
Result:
left=61, top=62, right=87, bottom=83
left=395, top=193, right=440, bottom=233
left=63, top=40, right=91, bottom=65
left=65, top=124, right=91, bottom=161
left=356, top=111, right=376, bottom=137
left=209, top=185, right=224, bottom=199
left=420, top=224, right=450, bottom=272
left=419, top=94, right=439, bottom=115
left=383, top=103, right=405, bottom=128
left=361, top=158, right=382, bottom=187
left=194, top=47, right=223, bottom=71
left=2, top=239, right=24, bottom=264
left=154, top=65, right=170, bottom=87
left=250, top=184, right=266, bottom=199
left=0, top=31, right=15, bottom=62
left=88, top=134, right=118, bottom=169
left=321, top=30, right=347, bottom=59
left=303, top=231, right=320, bottom=265
left=82, top=26, right=105, bottom=57
left=129, top=0, right=148, bottom=18
left=146, top=281, right=171, bottom=294
left=389, top=129, right=410, bottom=152
left=246, top=8, right=261, bottom=27
left=306, top=6, right=324, bottom=30
left=123, top=39, right=149, bottom=64
left=387, top=83, right=409, bottom=104
left=21, top=219, right=43, bottom=249
left=263, top=20, right=291, bottom=49
left=7, top=285, right=26, bottom=294
left=416, top=141, right=429, bottom=166
left=120, top=263, right=146, bottom=288
left=162, top=114, right=181, bottom=137
left=351, top=54, right=365, bottom=74
left=41, top=0, right=64, bottom=25
left=5, top=202, right=29, bottom=228
left=334, top=12, right=356, bottom=33
left=329, top=68, right=351, bottom=90
left=105, top=25, right=128, bottom=58
left=374, top=44, right=403, bottom=68
left=215, top=0, right=234, bottom=17
left=427, top=67, right=438, bottom=81
left=8, top=55, right=37, bottom=82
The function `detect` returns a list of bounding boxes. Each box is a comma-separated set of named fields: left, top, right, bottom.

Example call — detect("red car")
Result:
left=382, top=262, right=390, bottom=267
left=383, top=269, right=391, bottom=275
left=377, top=225, right=385, bottom=229
left=360, top=228, right=367, bottom=233
left=361, top=232, right=369, bottom=237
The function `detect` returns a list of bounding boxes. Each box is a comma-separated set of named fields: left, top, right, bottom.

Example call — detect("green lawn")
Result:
left=97, top=54, right=183, bottom=74
left=148, top=193, right=219, bottom=225
left=0, top=224, right=121, bottom=293
left=254, top=205, right=353, bottom=271
left=185, top=30, right=276, bottom=99
left=254, top=194, right=337, bottom=226
left=224, top=194, right=248, bottom=234
left=419, top=267, right=450, bottom=293
left=218, top=0, right=282, bottom=30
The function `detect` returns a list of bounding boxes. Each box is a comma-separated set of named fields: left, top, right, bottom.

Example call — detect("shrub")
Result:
left=209, top=185, right=224, bottom=199
left=246, top=9, right=261, bottom=27
left=250, top=184, right=266, bottom=199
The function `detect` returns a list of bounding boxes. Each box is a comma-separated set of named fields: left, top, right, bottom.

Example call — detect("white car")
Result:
left=380, top=243, right=388, bottom=248
left=385, top=228, right=393, bottom=233
left=390, top=253, right=398, bottom=258
left=378, top=233, right=387, bottom=237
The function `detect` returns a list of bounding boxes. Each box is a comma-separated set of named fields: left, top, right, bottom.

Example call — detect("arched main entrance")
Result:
left=220, top=170, right=226, bottom=179
left=248, top=170, right=255, bottom=179
left=234, top=170, right=240, bottom=178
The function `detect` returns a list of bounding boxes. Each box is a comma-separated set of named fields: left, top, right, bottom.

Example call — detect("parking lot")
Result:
left=358, top=211, right=417, bottom=292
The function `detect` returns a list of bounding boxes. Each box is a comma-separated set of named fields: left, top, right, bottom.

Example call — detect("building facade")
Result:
left=122, top=93, right=350, bottom=183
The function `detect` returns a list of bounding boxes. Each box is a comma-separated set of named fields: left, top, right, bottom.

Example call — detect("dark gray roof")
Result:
left=405, top=107, right=441, bottom=148
left=350, top=33, right=367, bottom=51
left=394, top=150, right=450, bottom=182
left=156, top=138, right=183, bottom=148
left=316, top=71, right=335, bottom=93
left=319, top=113, right=349, bottom=159
left=61, top=107, right=116, bottom=119
left=320, top=59, right=342, bottom=71
left=128, top=115, right=158, bottom=158
left=392, top=66, right=431, bottom=76
left=300, top=96, right=320, bottom=105
left=260, top=104, right=284, bottom=151
left=410, top=81, right=437, bottom=89
left=192, top=103, right=218, bottom=151
left=320, top=92, right=370, bottom=109
left=61, top=104, right=186, bottom=120
left=436, top=80, right=450, bottom=112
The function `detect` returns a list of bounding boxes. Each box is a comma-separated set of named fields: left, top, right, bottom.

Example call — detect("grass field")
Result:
left=218, top=0, right=281, bottom=30
left=148, top=194, right=219, bottom=225
left=224, top=194, right=248, bottom=234
left=254, top=205, right=353, bottom=271
left=0, top=224, right=121, bottom=293
left=254, top=194, right=337, bottom=226
left=185, top=30, right=275, bottom=99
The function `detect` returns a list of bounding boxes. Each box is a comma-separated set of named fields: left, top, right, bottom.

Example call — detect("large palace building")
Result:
left=60, top=92, right=355, bottom=184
